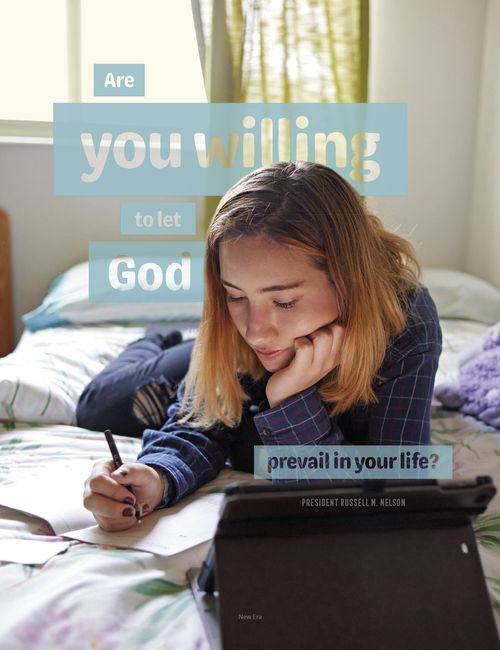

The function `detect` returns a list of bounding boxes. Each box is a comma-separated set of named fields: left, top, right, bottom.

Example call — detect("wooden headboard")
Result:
left=0, top=209, right=13, bottom=356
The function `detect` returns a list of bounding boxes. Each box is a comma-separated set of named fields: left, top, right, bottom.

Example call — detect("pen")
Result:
left=104, top=429, right=142, bottom=524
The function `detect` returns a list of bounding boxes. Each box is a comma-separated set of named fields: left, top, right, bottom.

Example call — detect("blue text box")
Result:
left=121, top=202, right=197, bottom=236
left=89, top=241, right=205, bottom=302
left=54, top=102, right=407, bottom=196
left=254, top=445, right=453, bottom=480
left=93, top=64, right=145, bottom=96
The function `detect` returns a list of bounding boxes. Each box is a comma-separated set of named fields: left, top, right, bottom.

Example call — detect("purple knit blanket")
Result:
left=434, top=322, right=500, bottom=428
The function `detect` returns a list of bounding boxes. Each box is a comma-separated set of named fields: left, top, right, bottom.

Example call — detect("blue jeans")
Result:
left=76, top=330, right=195, bottom=437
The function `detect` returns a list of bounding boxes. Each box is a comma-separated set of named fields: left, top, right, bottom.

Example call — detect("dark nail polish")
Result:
left=123, top=497, right=135, bottom=505
left=122, top=507, right=134, bottom=517
left=142, top=504, right=150, bottom=513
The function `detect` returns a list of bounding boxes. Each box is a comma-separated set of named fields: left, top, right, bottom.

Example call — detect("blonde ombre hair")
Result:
left=180, top=161, right=421, bottom=429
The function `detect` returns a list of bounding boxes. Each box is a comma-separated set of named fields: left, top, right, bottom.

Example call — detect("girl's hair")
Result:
left=180, top=161, right=421, bottom=429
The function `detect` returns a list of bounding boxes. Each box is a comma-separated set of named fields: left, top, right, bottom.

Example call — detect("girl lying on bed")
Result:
left=81, top=160, right=442, bottom=531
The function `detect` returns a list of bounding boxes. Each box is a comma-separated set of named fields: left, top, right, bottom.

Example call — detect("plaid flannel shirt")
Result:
left=138, top=285, right=442, bottom=507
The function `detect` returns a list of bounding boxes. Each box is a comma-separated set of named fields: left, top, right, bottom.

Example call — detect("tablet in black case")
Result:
left=187, top=477, right=499, bottom=650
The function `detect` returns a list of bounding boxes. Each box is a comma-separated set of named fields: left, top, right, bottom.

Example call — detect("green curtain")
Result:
left=197, top=0, right=369, bottom=229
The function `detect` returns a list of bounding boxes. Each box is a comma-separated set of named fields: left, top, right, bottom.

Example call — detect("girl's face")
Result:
left=219, top=234, right=340, bottom=372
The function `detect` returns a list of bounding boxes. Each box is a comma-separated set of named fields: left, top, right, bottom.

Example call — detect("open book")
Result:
left=0, top=459, right=265, bottom=557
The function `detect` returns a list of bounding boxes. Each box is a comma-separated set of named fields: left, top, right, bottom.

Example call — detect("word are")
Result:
left=109, top=254, right=190, bottom=292
left=134, top=210, right=182, bottom=229
left=104, top=73, right=135, bottom=88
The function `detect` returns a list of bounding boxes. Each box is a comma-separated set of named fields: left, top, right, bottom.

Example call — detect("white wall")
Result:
left=465, top=0, right=500, bottom=287
left=367, top=0, right=487, bottom=270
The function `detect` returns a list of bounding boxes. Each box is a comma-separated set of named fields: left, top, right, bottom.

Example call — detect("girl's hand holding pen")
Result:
left=83, top=460, right=166, bottom=532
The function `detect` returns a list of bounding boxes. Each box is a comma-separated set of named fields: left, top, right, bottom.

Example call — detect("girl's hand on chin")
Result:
left=265, top=322, right=345, bottom=408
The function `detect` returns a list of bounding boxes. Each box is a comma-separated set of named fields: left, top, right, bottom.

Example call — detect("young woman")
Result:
left=82, top=161, right=442, bottom=531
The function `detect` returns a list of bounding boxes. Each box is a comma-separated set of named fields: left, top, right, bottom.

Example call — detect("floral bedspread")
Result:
left=0, top=319, right=498, bottom=648
left=0, top=425, right=213, bottom=650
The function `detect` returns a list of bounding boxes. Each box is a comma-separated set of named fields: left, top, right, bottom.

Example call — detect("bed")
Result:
left=0, top=225, right=499, bottom=648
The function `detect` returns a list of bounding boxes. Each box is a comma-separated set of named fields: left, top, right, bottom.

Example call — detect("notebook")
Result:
left=188, top=476, right=499, bottom=650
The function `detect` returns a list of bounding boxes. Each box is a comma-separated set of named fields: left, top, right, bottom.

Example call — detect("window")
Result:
left=0, top=0, right=207, bottom=136
left=0, top=0, right=70, bottom=123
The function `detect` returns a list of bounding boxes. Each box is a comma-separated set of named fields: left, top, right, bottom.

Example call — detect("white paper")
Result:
left=0, top=463, right=268, bottom=557
left=0, top=460, right=97, bottom=535
left=0, top=538, right=71, bottom=564
left=64, top=491, right=224, bottom=556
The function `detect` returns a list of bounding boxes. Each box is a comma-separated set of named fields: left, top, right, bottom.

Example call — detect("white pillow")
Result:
left=0, top=326, right=146, bottom=425
left=422, top=268, right=500, bottom=324
left=22, top=261, right=203, bottom=332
